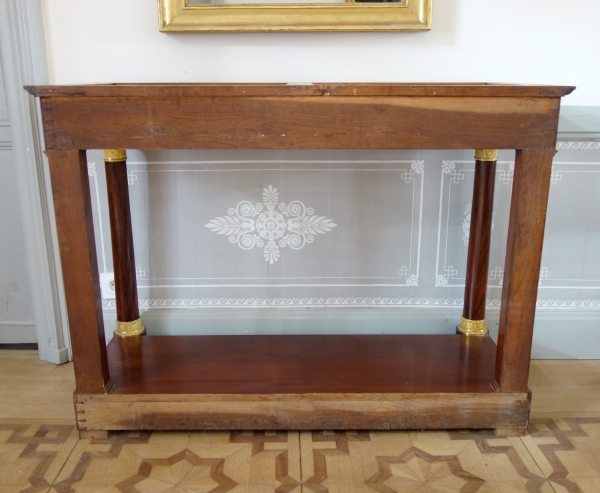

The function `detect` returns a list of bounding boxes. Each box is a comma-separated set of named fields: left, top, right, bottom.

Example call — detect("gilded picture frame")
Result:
left=158, top=0, right=432, bottom=33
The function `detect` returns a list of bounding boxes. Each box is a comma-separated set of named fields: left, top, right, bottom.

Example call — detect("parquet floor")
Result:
left=1, top=350, right=600, bottom=492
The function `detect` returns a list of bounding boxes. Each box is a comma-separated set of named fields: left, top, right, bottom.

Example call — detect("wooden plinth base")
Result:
left=76, top=392, right=531, bottom=432
left=78, top=430, right=109, bottom=440
left=74, top=335, right=531, bottom=434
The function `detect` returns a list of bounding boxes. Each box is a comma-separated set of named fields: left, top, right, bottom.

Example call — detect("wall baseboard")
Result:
left=0, top=323, right=38, bottom=344
left=102, top=307, right=600, bottom=359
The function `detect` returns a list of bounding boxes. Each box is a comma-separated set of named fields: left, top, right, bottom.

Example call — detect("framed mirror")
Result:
left=158, top=0, right=432, bottom=32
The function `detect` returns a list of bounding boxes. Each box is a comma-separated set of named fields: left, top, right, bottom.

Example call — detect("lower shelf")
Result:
left=74, top=334, right=531, bottom=433
left=106, top=334, right=499, bottom=394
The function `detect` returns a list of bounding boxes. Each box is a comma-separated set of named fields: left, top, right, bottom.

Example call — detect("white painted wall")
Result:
left=0, top=47, right=36, bottom=343
left=42, top=0, right=600, bottom=106
left=39, top=0, right=600, bottom=359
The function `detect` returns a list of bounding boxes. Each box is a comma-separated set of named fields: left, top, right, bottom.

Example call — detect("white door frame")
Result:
left=0, top=0, right=70, bottom=363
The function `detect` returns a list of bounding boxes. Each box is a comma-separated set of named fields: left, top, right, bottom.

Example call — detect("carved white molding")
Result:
left=106, top=297, right=467, bottom=308
left=91, top=147, right=600, bottom=311
left=102, top=297, right=600, bottom=309
left=0, top=121, right=11, bottom=150
left=435, top=160, right=513, bottom=289
left=0, top=0, right=70, bottom=362
left=556, top=142, right=600, bottom=150
left=206, top=185, right=337, bottom=264
left=89, top=159, right=425, bottom=290
left=436, top=153, right=600, bottom=295
left=537, top=160, right=600, bottom=290
left=87, top=162, right=108, bottom=273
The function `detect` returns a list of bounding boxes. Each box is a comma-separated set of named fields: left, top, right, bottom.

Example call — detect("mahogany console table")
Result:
left=26, top=83, right=574, bottom=438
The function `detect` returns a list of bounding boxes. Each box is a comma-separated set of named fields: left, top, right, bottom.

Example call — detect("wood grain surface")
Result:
left=46, top=150, right=110, bottom=394
left=106, top=334, right=499, bottom=394
left=105, top=160, right=140, bottom=323
left=495, top=149, right=556, bottom=393
left=463, top=159, right=497, bottom=322
left=5, top=350, right=600, bottom=491
left=75, top=390, right=531, bottom=432
left=38, top=96, right=561, bottom=151
left=32, top=83, right=572, bottom=434
left=25, top=83, right=575, bottom=98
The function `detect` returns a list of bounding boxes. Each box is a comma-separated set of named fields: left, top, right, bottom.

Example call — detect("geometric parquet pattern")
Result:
left=2, top=354, right=600, bottom=493
left=2, top=420, right=600, bottom=493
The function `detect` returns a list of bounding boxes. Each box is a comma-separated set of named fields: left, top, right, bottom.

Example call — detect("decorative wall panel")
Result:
left=88, top=146, right=600, bottom=314
left=0, top=58, right=36, bottom=342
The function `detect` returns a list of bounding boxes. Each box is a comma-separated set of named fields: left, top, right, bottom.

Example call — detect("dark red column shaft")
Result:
left=462, top=156, right=497, bottom=327
left=105, top=155, right=140, bottom=323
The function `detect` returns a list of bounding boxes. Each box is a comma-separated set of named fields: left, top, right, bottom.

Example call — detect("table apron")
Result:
left=40, top=96, right=560, bottom=151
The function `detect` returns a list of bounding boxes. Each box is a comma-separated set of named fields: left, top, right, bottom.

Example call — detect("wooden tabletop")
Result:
left=25, top=83, right=575, bottom=99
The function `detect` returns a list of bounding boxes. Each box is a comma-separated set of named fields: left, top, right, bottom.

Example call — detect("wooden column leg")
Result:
left=46, top=150, right=110, bottom=393
left=104, top=149, right=145, bottom=338
left=495, top=149, right=555, bottom=392
left=458, top=149, right=497, bottom=336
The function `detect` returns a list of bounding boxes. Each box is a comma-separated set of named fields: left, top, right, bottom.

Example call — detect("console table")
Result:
left=26, top=83, right=574, bottom=438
